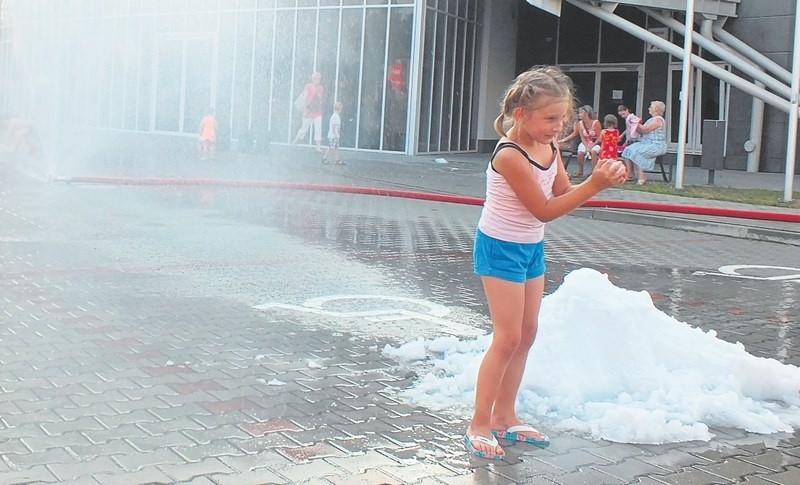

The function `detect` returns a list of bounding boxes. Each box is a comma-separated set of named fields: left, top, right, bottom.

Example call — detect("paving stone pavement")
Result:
left=1, top=157, right=799, bottom=485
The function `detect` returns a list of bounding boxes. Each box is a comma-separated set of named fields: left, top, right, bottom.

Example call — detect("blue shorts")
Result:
left=473, top=229, right=546, bottom=283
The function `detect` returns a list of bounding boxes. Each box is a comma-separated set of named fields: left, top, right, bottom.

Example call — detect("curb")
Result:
left=49, top=174, right=800, bottom=245
left=52, top=175, right=800, bottom=220
left=572, top=208, right=800, bottom=246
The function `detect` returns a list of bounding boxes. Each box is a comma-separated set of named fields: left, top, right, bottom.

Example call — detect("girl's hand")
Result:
left=588, top=158, right=627, bottom=189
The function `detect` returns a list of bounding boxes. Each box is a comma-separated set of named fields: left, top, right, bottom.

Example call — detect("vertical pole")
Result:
left=747, top=81, right=764, bottom=172
left=405, top=0, right=428, bottom=155
left=784, top=0, right=800, bottom=202
left=674, top=0, right=695, bottom=189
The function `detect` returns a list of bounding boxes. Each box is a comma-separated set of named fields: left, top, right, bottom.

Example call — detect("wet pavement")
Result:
left=1, top=150, right=799, bottom=484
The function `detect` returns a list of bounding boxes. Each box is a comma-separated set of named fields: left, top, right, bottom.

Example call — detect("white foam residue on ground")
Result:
left=384, top=268, right=800, bottom=444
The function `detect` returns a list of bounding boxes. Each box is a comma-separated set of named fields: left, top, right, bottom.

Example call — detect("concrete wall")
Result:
left=476, top=0, right=518, bottom=152
left=724, top=0, right=798, bottom=173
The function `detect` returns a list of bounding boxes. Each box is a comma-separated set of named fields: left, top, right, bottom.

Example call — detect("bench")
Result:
left=562, top=150, right=671, bottom=182
left=644, top=155, right=672, bottom=182
left=561, top=150, right=576, bottom=170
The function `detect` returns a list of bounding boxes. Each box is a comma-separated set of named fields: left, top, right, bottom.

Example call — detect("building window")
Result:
left=153, top=35, right=215, bottom=134
left=557, top=2, right=600, bottom=64
left=599, top=6, right=645, bottom=64
left=2, top=0, right=419, bottom=154
left=418, top=0, right=481, bottom=153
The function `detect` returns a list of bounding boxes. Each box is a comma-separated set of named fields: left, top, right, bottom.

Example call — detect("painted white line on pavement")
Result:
left=254, top=294, right=485, bottom=337
left=693, top=264, right=800, bottom=281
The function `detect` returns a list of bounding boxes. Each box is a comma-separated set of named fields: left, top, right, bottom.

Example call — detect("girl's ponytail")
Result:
left=494, top=113, right=507, bottom=137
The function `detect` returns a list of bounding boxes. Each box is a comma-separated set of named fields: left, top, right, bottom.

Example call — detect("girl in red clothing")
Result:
left=598, top=114, right=620, bottom=161
left=292, top=72, right=325, bottom=152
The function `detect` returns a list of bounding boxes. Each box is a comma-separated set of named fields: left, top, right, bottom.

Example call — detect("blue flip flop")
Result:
left=493, top=425, right=550, bottom=447
left=463, top=433, right=505, bottom=460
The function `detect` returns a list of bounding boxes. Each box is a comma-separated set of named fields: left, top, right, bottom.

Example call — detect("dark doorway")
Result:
left=599, top=70, right=639, bottom=130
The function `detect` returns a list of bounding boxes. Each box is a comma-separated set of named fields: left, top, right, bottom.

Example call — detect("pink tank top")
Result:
left=478, top=142, right=558, bottom=244
left=580, top=120, right=596, bottom=143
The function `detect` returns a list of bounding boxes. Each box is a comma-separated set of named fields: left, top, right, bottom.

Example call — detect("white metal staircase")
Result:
left=527, top=0, right=740, bottom=18
left=525, top=0, right=800, bottom=201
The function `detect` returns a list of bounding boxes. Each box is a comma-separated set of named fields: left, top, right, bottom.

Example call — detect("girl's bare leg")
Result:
left=490, top=276, right=544, bottom=437
left=467, top=276, right=526, bottom=458
left=576, top=152, right=586, bottom=177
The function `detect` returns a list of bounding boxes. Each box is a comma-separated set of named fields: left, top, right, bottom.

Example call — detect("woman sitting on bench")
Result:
left=620, top=100, right=667, bottom=185
left=558, top=105, right=602, bottom=179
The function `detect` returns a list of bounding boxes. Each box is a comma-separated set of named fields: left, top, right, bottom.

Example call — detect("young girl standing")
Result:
left=466, top=66, right=627, bottom=460
left=598, top=114, right=620, bottom=161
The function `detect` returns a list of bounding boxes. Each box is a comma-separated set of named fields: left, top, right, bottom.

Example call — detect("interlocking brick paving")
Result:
left=1, top=164, right=798, bottom=484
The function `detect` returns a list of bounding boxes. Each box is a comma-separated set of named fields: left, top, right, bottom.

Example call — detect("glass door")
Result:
left=565, top=70, right=596, bottom=110
left=668, top=63, right=730, bottom=154
left=598, top=69, right=640, bottom=129
left=561, top=65, right=642, bottom=136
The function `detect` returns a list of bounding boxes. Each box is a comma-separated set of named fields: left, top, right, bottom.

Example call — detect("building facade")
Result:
left=0, top=0, right=481, bottom=157
left=0, top=0, right=797, bottom=174
left=502, top=1, right=800, bottom=174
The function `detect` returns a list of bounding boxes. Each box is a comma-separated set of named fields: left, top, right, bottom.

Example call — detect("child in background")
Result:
left=617, top=105, right=640, bottom=180
left=322, top=101, right=343, bottom=165
left=199, top=107, right=217, bottom=161
left=598, top=114, right=620, bottom=161
left=618, top=104, right=640, bottom=144
left=466, top=66, right=626, bottom=460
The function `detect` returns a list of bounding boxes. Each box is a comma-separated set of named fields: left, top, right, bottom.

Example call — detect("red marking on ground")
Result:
left=277, top=443, right=343, bottom=462
left=240, top=418, right=302, bottom=436
left=684, top=299, right=706, bottom=306
left=169, top=379, right=225, bottom=395
left=94, top=337, right=142, bottom=348
left=61, top=315, right=104, bottom=325
left=76, top=325, right=118, bottom=335
left=141, top=365, right=195, bottom=377
left=42, top=306, right=77, bottom=314
left=200, top=397, right=261, bottom=415
left=122, top=349, right=168, bottom=362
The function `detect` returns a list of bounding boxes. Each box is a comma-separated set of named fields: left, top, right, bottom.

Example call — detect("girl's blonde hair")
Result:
left=603, top=114, right=618, bottom=129
left=495, top=65, right=574, bottom=137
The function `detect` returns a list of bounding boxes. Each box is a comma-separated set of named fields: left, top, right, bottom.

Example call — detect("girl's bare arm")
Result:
left=637, top=118, right=662, bottom=134
left=494, top=150, right=624, bottom=222
left=558, top=122, right=579, bottom=144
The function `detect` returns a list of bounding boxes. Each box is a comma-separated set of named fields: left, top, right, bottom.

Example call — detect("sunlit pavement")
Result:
left=1, top=154, right=799, bottom=485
